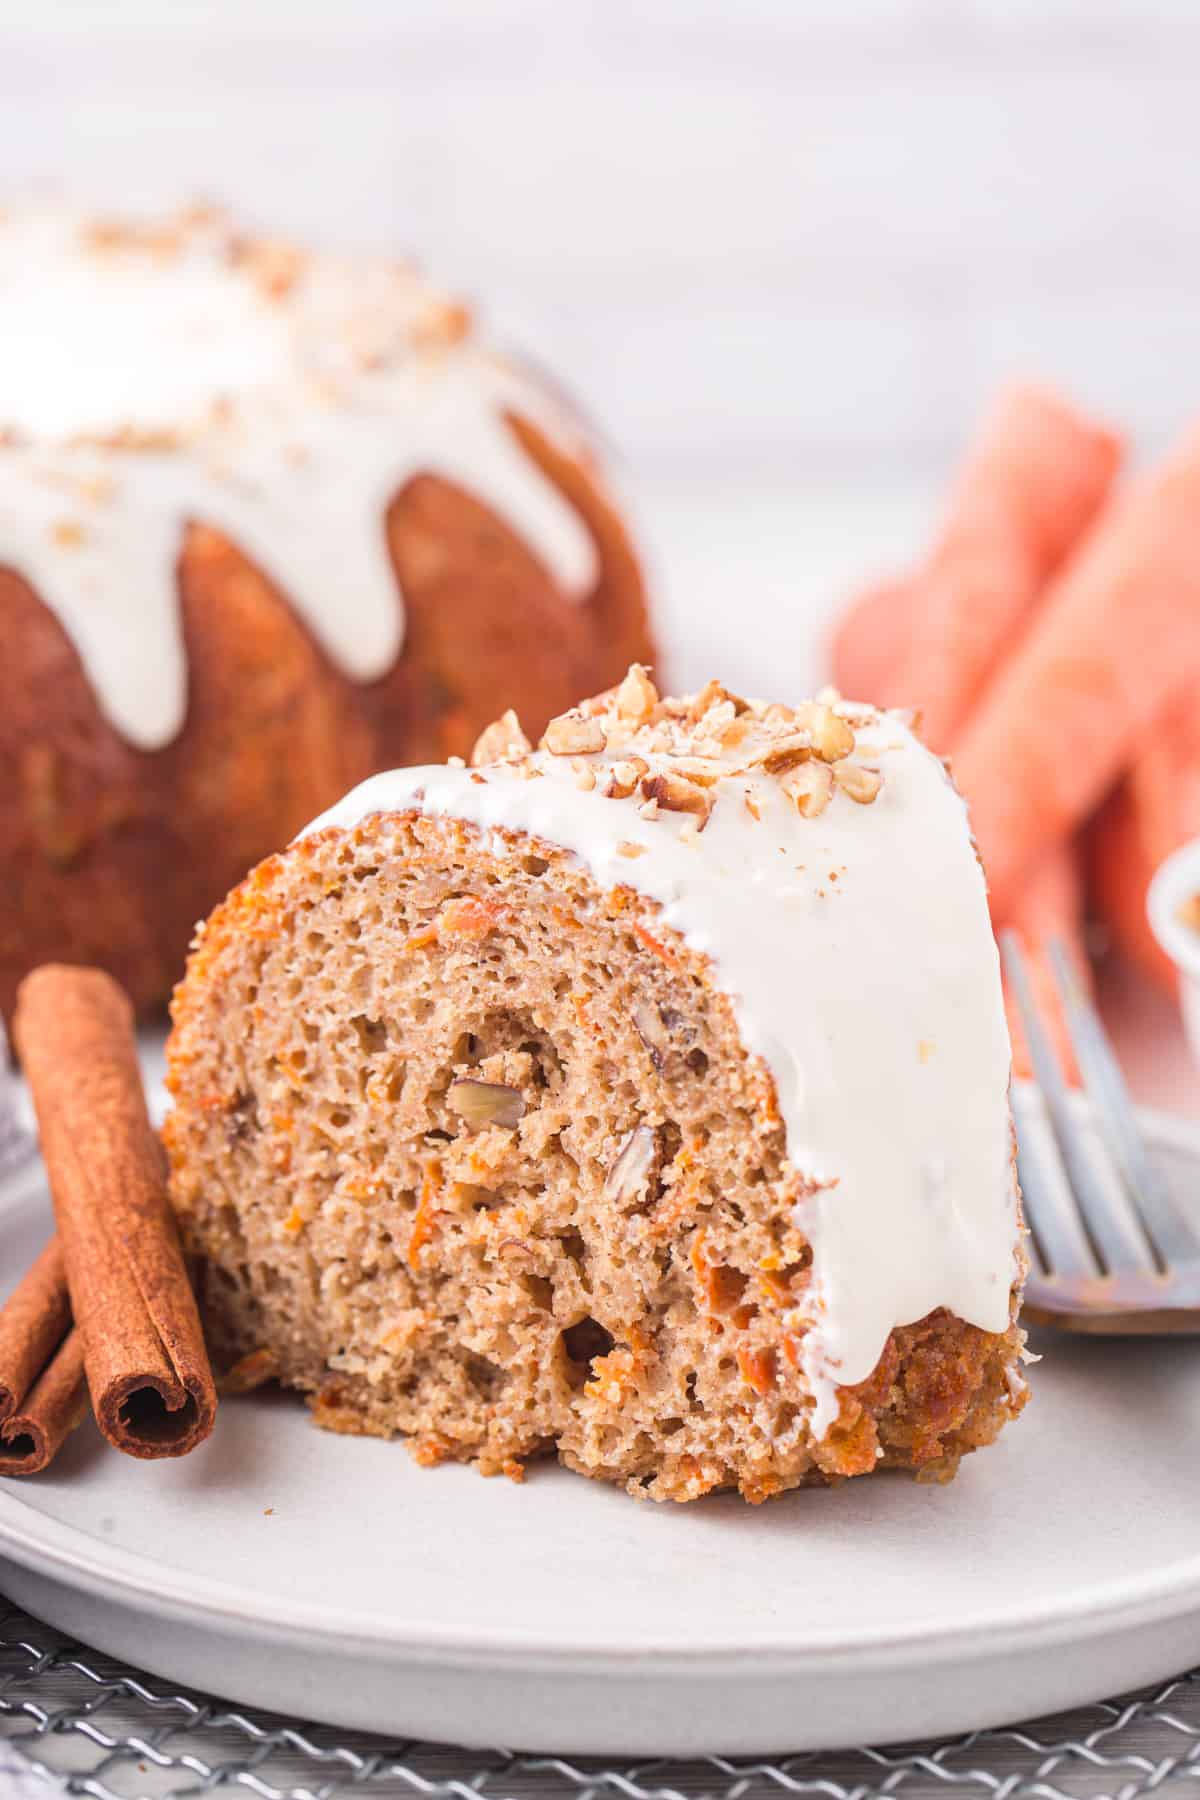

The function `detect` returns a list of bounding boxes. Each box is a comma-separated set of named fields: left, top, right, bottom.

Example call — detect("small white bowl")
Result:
left=1148, top=836, right=1200, bottom=1065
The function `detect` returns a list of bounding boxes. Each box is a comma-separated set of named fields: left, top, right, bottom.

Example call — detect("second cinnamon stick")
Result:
left=0, top=1328, right=88, bottom=1477
left=0, top=1239, right=87, bottom=1475
left=13, top=966, right=217, bottom=1459
left=0, top=1238, right=71, bottom=1422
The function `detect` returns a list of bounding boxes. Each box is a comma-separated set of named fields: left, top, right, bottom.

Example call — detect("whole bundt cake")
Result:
left=164, top=671, right=1027, bottom=1503
left=0, top=207, right=650, bottom=1020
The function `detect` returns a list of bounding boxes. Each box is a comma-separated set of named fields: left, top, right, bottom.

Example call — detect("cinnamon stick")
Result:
left=0, top=1329, right=88, bottom=1477
left=0, top=1238, right=88, bottom=1475
left=0, top=1238, right=70, bottom=1421
left=13, top=966, right=217, bottom=1459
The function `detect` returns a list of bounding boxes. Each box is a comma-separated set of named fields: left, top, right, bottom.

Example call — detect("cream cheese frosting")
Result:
left=303, top=677, right=1020, bottom=1439
left=0, top=209, right=597, bottom=749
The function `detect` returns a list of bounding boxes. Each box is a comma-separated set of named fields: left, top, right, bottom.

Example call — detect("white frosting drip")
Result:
left=0, top=211, right=598, bottom=749
left=302, top=701, right=1019, bottom=1440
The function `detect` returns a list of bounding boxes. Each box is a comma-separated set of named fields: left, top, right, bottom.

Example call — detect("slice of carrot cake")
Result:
left=164, top=669, right=1026, bottom=1502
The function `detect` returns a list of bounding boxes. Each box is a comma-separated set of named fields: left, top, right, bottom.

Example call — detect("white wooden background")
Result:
left=3, top=0, right=1200, bottom=480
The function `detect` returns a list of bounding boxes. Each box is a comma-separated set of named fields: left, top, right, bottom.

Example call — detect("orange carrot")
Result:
left=954, top=423, right=1200, bottom=916
left=888, top=386, right=1121, bottom=748
left=831, top=387, right=1114, bottom=1076
left=1130, top=687, right=1200, bottom=869
left=832, top=386, right=1121, bottom=746
left=828, top=576, right=914, bottom=703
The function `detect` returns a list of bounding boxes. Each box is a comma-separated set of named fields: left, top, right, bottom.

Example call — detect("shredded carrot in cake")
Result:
left=412, top=1435, right=451, bottom=1468
left=408, top=1162, right=441, bottom=1269
left=691, top=1228, right=749, bottom=1313
left=402, top=925, right=439, bottom=953
left=758, top=1268, right=793, bottom=1306
left=633, top=920, right=681, bottom=968
left=736, top=1346, right=776, bottom=1396
left=439, top=896, right=501, bottom=939
left=822, top=1405, right=880, bottom=1477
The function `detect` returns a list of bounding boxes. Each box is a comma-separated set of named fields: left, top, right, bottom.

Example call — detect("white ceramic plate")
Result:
left=1, top=1071, right=1200, bottom=1756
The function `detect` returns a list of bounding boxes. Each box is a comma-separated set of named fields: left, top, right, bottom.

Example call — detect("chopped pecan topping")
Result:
left=760, top=702, right=796, bottom=730
left=689, top=678, right=748, bottom=722
left=615, top=663, right=659, bottom=723
left=639, top=772, right=713, bottom=825
left=832, top=760, right=883, bottom=804
left=799, top=703, right=856, bottom=764
left=781, top=761, right=834, bottom=818
left=543, top=710, right=606, bottom=756
left=604, top=755, right=649, bottom=799
left=670, top=757, right=723, bottom=787
left=750, top=732, right=812, bottom=775
left=694, top=699, right=740, bottom=746
left=470, top=708, right=530, bottom=767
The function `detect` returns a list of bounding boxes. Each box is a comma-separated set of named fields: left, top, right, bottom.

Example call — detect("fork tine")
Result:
left=1002, top=935, right=1100, bottom=1278
left=1047, top=938, right=1198, bottom=1270
left=1013, top=1126, right=1081, bottom=1279
left=1017, top=1160, right=1049, bottom=1277
left=1002, top=932, right=1155, bottom=1276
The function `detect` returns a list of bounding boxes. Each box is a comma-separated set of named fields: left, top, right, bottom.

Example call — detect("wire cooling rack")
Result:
left=0, top=1603, right=1199, bottom=1800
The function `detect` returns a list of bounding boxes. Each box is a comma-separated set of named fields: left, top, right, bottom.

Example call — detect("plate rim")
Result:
left=3, top=1473, right=1200, bottom=1670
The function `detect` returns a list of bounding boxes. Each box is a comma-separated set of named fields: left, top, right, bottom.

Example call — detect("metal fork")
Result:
left=1002, top=932, right=1200, bottom=1332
